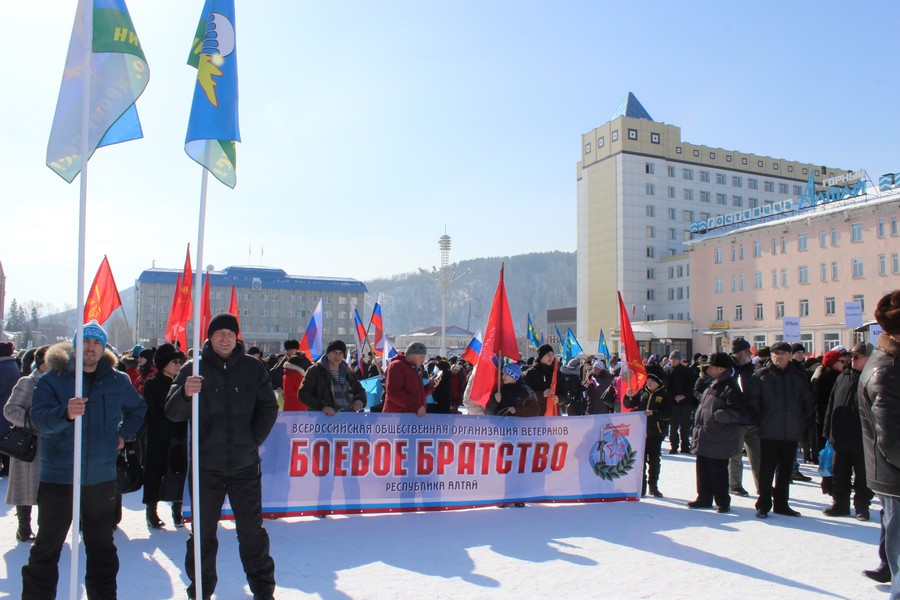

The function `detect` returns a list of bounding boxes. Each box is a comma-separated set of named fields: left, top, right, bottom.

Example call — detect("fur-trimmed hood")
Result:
left=45, top=342, right=118, bottom=374
left=877, top=333, right=900, bottom=359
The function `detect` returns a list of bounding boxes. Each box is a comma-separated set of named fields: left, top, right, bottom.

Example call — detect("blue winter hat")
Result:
left=131, top=344, right=144, bottom=357
left=74, top=320, right=108, bottom=348
left=502, top=363, right=522, bottom=380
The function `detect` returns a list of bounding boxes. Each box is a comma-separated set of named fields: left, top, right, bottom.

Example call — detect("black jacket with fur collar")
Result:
left=859, top=333, right=900, bottom=497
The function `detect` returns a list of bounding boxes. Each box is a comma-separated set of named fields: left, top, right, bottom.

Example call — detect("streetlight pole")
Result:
left=421, top=230, right=469, bottom=357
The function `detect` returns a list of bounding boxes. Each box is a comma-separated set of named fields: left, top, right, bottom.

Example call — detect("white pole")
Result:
left=191, top=166, right=210, bottom=600
left=70, top=2, right=91, bottom=597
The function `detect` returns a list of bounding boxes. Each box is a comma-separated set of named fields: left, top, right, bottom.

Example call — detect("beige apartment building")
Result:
left=688, top=181, right=900, bottom=355
left=577, top=93, right=842, bottom=356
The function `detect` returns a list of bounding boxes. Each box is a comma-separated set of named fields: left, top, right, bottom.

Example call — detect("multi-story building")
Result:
left=576, top=92, right=845, bottom=356
left=135, top=265, right=366, bottom=354
left=688, top=174, right=900, bottom=354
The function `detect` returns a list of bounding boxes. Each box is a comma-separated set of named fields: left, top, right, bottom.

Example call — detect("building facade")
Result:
left=688, top=181, right=900, bottom=355
left=135, top=265, right=366, bottom=354
left=576, top=92, right=845, bottom=355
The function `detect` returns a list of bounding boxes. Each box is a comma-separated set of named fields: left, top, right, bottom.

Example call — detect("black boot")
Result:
left=172, top=502, right=184, bottom=528
left=16, top=505, right=35, bottom=542
left=146, top=503, right=165, bottom=529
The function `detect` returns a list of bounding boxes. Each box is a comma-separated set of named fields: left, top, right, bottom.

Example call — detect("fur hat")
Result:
left=284, top=339, right=300, bottom=351
left=138, top=347, right=156, bottom=363
left=0, top=342, right=13, bottom=358
left=325, top=339, right=348, bottom=356
left=207, top=313, right=240, bottom=338
left=154, top=343, right=186, bottom=371
left=875, top=290, right=900, bottom=334
left=708, top=352, right=733, bottom=369
left=731, top=338, right=751, bottom=353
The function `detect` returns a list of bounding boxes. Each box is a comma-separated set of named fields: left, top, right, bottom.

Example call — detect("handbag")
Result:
left=0, top=409, right=38, bottom=463
left=818, top=440, right=834, bottom=478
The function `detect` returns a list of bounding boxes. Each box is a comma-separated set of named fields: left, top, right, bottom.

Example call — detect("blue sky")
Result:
left=2, top=1, right=898, bottom=313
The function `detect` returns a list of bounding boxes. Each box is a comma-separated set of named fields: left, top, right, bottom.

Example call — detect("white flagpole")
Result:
left=191, top=165, right=210, bottom=600
left=70, top=2, right=91, bottom=597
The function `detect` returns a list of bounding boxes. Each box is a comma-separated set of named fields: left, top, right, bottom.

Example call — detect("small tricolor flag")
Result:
left=460, top=330, right=483, bottom=365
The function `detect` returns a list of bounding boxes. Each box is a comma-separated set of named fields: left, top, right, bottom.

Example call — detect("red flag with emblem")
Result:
left=83, top=256, right=122, bottom=325
left=228, top=285, right=242, bottom=340
left=618, top=291, right=647, bottom=396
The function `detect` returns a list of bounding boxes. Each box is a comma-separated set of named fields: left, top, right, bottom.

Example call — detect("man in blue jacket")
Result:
left=21, top=321, right=146, bottom=599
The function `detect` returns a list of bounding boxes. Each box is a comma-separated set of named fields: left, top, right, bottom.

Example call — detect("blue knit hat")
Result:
left=75, top=320, right=108, bottom=348
left=502, top=363, right=522, bottom=380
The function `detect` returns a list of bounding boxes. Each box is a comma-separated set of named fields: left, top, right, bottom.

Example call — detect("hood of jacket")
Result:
left=44, top=342, right=117, bottom=375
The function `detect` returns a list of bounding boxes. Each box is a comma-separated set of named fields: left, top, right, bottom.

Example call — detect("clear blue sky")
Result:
left=2, top=0, right=898, bottom=314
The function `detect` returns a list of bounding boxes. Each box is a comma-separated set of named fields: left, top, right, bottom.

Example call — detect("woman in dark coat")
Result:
left=688, top=353, right=743, bottom=513
left=142, top=343, right=187, bottom=529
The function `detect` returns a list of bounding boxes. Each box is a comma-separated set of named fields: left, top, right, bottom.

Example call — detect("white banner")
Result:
left=782, top=317, right=801, bottom=343
left=870, top=323, right=883, bottom=343
left=186, top=412, right=647, bottom=518
left=844, top=301, right=863, bottom=329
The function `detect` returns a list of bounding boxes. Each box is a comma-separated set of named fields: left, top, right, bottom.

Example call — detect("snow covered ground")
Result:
left=0, top=454, right=886, bottom=599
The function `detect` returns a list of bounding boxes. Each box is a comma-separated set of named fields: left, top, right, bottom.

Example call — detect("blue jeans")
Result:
left=879, top=494, right=900, bottom=599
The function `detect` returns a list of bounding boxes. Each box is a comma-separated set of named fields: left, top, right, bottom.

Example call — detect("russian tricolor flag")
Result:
left=369, top=294, right=385, bottom=357
left=299, top=298, right=324, bottom=360
left=460, top=330, right=483, bottom=365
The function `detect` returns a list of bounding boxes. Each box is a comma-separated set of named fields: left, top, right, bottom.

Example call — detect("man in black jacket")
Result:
left=859, top=291, right=900, bottom=592
left=166, top=313, right=278, bottom=600
left=728, top=338, right=761, bottom=497
left=665, top=351, right=696, bottom=454
left=298, top=339, right=366, bottom=414
left=748, top=341, right=814, bottom=519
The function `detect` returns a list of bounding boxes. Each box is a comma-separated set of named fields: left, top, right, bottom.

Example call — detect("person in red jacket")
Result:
left=281, top=353, right=312, bottom=412
left=383, top=342, right=438, bottom=416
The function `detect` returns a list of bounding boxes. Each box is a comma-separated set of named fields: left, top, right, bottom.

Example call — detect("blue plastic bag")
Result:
left=818, top=441, right=834, bottom=477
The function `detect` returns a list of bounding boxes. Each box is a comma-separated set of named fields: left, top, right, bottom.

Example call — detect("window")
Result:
left=825, top=297, right=835, bottom=315
left=715, top=277, right=723, bottom=293
left=683, top=168, right=694, bottom=180
left=739, top=273, right=745, bottom=291
left=683, top=189, right=693, bottom=201
left=646, top=184, right=656, bottom=196
left=893, top=253, right=900, bottom=274
left=852, top=258, right=864, bottom=278
left=646, top=289, right=655, bottom=300
left=646, top=246, right=655, bottom=258
left=820, top=230, right=827, bottom=248
left=749, top=241, right=760, bottom=257
left=651, top=133, right=660, bottom=144
left=739, top=244, right=745, bottom=260
left=748, top=178, right=758, bottom=190
left=597, top=136, right=604, bottom=148
left=584, top=142, right=591, bottom=154
left=820, top=263, right=827, bottom=282
left=892, top=215, right=898, bottom=236
left=854, top=294, right=865, bottom=313
left=749, top=197, right=759, bottom=208
left=668, top=288, right=674, bottom=300
left=677, top=287, right=684, bottom=300
left=778, top=183, right=789, bottom=194
left=756, top=303, right=765, bottom=320
left=715, top=248, right=722, bottom=263
left=611, top=130, right=619, bottom=142
left=798, top=233, right=807, bottom=251
left=781, top=237, right=787, bottom=253
left=677, top=265, right=684, bottom=277
left=667, top=166, right=675, bottom=177
left=781, top=268, right=788, bottom=286
left=647, top=268, right=655, bottom=279
left=771, top=238, right=778, bottom=255
left=793, top=184, right=802, bottom=195
left=731, top=276, right=737, bottom=292
left=700, top=171, right=710, bottom=183
left=699, top=191, right=710, bottom=203
left=716, top=173, right=726, bottom=185
left=753, top=334, right=767, bottom=349
left=645, top=162, right=655, bottom=174
left=764, top=181, right=774, bottom=192
left=771, top=269, right=778, bottom=288
left=716, top=193, right=727, bottom=205
left=683, top=210, right=694, bottom=222
left=732, top=176, right=742, bottom=187
left=733, top=195, right=743, bottom=207
left=754, top=271, right=763, bottom=289
left=668, top=228, right=677, bottom=240
left=668, top=207, right=676, bottom=220
left=880, top=254, right=887, bottom=276
left=646, top=205, right=655, bottom=217
left=775, top=301, right=784, bottom=319
left=799, top=265, right=808, bottom=284
left=709, top=152, right=716, bottom=160
left=735, top=305, right=743, bottom=321
left=831, top=226, right=838, bottom=246
left=799, top=299, right=809, bottom=318
left=832, top=261, right=839, bottom=281
left=716, top=306, right=724, bottom=321
left=731, top=246, right=737, bottom=262
left=851, top=222, right=862, bottom=242
left=878, top=218, right=885, bottom=238
left=668, top=186, right=676, bottom=198
left=628, top=128, right=638, bottom=140
left=824, top=333, right=841, bottom=351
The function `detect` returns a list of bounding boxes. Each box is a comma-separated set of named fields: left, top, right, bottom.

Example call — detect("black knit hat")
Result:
left=207, top=312, right=240, bottom=339
left=790, top=342, right=806, bottom=354
left=731, top=338, right=751, bottom=353
left=325, top=339, right=347, bottom=356
left=154, top=343, right=186, bottom=371
left=537, top=344, right=555, bottom=362
left=284, top=339, right=300, bottom=350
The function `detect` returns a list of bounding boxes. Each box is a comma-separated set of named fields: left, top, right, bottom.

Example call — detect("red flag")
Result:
left=468, top=265, right=521, bottom=407
left=200, top=273, right=211, bottom=341
left=83, top=256, right=122, bottom=324
left=228, top=285, right=242, bottom=340
left=545, top=359, right=559, bottom=416
left=164, top=275, right=188, bottom=348
left=169, top=245, right=193, bottom=348
left=618, top=291, right=647, bottom=396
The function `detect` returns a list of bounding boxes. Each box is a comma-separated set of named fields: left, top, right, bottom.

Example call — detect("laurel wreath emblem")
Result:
left=593, top=441, right=636, bottom=480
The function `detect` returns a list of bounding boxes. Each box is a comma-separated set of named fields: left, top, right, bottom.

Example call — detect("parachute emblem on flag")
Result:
left=196, top=12, right=235, bottom=107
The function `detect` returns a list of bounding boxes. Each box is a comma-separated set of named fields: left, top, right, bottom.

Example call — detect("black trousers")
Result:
left=832, top=450, right=874, bottom=512
left=642, top=437, right=663, bottom=492
left=756, top=439, right=797, bottom=513
left=695, top=455, right=730, bottom=508
left=186, top=464, right=276, bottom=599
left=669, top=405, right=693, bottom=451
left=22, top=480, right=119, bottom=600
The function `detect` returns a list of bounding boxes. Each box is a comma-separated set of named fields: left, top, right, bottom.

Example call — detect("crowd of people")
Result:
left=1, top=288, right=898, bottom=598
